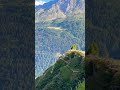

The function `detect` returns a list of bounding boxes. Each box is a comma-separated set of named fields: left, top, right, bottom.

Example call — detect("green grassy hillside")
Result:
left=35, top=50, right=85, bottom=90
left=76, top=81, right=85, bottom=90
left=36, top=48, right=120, bottom=90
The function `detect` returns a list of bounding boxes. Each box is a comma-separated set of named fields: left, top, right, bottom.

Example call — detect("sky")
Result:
left=35, top=0, right=52, bottom=6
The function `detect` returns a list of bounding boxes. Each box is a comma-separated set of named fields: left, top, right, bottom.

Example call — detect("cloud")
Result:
left=35, top=1, right=45, bottom=6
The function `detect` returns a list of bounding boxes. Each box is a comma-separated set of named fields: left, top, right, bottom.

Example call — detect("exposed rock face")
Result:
left=35, top=0, right=85, bottom=21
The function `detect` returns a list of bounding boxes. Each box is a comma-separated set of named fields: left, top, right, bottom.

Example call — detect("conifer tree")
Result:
left=87, top=43, right=99, bottom=56
left=71, top=44, right=77, bottom=50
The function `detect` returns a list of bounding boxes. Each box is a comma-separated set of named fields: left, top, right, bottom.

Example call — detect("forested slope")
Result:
left=35, top=17, right=85, bottom=78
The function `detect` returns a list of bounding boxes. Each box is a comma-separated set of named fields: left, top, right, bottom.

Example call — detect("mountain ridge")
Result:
left=35, top=0, right=85, bottom=78
left=35, top=0, right=85, bottom=21
left=35, top=50, right=85, bottom=90
left=35, top=16, right=85, bottom=78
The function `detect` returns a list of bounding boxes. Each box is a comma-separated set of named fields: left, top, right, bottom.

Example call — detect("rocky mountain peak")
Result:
left=35, top=0, right=84, bottom=21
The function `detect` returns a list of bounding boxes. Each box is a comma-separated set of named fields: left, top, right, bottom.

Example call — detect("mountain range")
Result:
left=35, top=0, right=85, bottom=21
left=35, top=0, right=85, bottom=78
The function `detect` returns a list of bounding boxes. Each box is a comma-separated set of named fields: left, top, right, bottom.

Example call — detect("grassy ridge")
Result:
left=35, top=50, right=85, bottom=90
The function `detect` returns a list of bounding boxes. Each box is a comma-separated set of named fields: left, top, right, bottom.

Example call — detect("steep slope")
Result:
left=35, top=17, right=85, bottom=78
left=86, top=55, right=120, bottom=90
left=35, top=50, right=85, bottom=90
left=35, top=0, right=85, bottom=21
left=35, top=0, right=58, bottom=11
left=35, top=0, right=85, bottom=78
left=36, top=50, right=120, bottom=90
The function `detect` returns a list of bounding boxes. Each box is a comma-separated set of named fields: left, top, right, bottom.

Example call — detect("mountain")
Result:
left=35, top=50, right=85, bottom=90
left=35, top=17, right=85, bottom=78
left=35, top=0, right=85, bottom=21
left=35, top=0, right=58, bottom=11
left=35, top=0, right=85, bottom=78
left=35, top=48, right=120, bottom=90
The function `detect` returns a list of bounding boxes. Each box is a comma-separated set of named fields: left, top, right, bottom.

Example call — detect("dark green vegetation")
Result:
left=86, top=43, right=120, bottom=90
left=0, top=2, right=35, bottom=89
left=86, top=43, right=99, bottom=56
left=86, top=55, right=120, bottom=90
left=71, top=44, right=77, bottom=50
left=86, top=0, right=120, bottom=88
left=76, top=81, right=85, bottom=90
left=36, top=16, right=85, bottom=53
left=86, top=0, right=120, bottom=59
left=35, top=50, right=85, bottom=90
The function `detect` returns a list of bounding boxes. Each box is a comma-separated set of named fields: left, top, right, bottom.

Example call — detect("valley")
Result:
left=35, top=0, right=85, bottom=79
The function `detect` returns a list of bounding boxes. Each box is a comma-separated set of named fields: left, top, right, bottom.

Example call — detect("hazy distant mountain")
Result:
left=35, top=0, right=85, bottom=21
